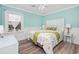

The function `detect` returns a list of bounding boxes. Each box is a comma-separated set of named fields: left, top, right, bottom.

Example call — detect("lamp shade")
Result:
left=66, top=24, right=71, bottom=28
left=0, top=25, right=4, bottom=34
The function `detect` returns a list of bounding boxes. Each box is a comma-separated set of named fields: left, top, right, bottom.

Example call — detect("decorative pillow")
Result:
left=46, top=25, right=57, bottom=31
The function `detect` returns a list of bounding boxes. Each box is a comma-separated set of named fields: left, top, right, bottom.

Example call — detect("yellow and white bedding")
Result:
left=30, top=30, right=63, bottom=54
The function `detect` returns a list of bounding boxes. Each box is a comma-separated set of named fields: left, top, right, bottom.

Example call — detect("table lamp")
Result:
left=66, top=24, right=71, bottom=34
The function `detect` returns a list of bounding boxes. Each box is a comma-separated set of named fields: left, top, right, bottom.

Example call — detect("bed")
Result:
left=29, top=19, right=65, bottom=54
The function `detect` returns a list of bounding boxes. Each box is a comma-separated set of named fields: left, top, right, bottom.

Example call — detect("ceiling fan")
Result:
left=31, top=4, right=47, bottom=11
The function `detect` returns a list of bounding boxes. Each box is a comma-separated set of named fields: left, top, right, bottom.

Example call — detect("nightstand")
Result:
left=64, top=33, right=73, bottom=43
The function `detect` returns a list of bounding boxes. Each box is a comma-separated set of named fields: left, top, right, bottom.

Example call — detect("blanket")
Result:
left=31, top=31, right=60, bottom=54
left=32, top=31, right=60, bottom=45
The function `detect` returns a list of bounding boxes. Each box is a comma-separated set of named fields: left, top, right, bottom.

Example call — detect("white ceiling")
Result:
left=7, top=4, right=77, bottom=15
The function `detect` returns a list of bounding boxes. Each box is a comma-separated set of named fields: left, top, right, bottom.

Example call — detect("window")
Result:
left=8, top=14, right=21, bottom=22
left=5, top=11, right=24, bottom=32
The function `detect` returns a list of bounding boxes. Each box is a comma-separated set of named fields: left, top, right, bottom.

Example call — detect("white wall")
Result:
left=71, top=28, right=79, bottom=45
left=6, top=26, right=79, bottom=45
left=14, top=27, right=41, bottom=41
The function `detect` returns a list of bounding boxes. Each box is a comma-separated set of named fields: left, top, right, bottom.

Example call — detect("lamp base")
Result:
left=67, top=28, right=70, bottom=34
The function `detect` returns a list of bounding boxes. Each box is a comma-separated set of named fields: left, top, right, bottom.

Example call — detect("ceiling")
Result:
left=7, top=4, right=77, bottom=15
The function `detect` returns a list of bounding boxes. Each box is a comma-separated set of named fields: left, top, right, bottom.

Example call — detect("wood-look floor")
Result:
left=19, top=39, right=45, bottom=54
left=19, top=39, right=79, bottom=54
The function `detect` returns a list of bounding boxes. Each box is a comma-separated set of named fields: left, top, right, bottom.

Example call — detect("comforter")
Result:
left=31, top=30, right=60, bottom=54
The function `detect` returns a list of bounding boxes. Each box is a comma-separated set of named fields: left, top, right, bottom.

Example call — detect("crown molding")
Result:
left=1, top=4, right=79, bottom=16
left=44, top=4, right=79, bottom=16
left=1, top=4, right=44, bottom=16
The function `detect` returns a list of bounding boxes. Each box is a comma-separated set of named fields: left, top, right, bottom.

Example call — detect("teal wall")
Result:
left=0, top=5, right=2, bottom=25
left=0, top=5, right=79, bottom=28
left=24, top=13, right=42, bottom=27
left=44, top=6, right=79, bottom=27
left=0, top=5, right=43, bottom=27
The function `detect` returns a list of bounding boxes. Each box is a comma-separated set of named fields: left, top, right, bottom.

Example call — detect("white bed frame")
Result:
left=46, top=18, right=65, bottom=44
left=46, top=18, right=65, bottom=31
left=29, top=18, right=65, bottom=54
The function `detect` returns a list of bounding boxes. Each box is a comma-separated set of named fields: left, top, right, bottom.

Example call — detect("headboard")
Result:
left=46, top=18, right=65, bottom=31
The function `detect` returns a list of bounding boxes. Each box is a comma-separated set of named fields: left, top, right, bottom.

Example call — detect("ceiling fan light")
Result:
left=38, top=5, right=46, bottom=11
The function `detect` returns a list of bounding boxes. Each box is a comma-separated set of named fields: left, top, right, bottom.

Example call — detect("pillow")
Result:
left=46, top=25, right=57, bottom=31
